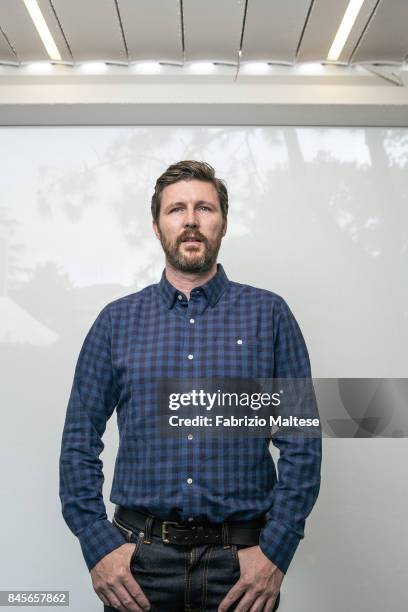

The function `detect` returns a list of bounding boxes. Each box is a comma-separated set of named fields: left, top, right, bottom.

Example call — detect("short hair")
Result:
left=151, top=160, right=228, bottom=221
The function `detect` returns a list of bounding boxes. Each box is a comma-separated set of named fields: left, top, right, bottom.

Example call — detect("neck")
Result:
left=165, top=261, right=218, bottom=299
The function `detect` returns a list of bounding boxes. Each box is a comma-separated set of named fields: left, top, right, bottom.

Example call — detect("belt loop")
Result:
left=222, top=522, right=231, bottom=549
left=143, top=515, right=153, bottom=545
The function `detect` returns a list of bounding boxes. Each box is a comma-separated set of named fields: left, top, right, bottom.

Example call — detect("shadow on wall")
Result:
left=1, top=126, right=407, bottom=397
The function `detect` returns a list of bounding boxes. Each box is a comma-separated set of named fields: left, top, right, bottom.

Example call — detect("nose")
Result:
left=185, top=220, right=198, bottom=228
left=184, top=208, right=199, bottom=228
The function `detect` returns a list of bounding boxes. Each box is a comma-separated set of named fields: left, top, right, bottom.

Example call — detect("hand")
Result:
left=90, top=543, right=151, bottom=612
left=218, top=545, right=284, bottom=612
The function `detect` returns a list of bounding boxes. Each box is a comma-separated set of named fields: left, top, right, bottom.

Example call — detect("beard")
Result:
left=156, top=224, right=224, bottom=274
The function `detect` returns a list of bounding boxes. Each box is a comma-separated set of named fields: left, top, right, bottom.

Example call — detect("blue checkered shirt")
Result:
left=59, top=263, right=321, bottom=573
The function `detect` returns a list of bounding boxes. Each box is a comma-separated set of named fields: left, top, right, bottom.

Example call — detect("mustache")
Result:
left=177, top=231, right=208, bottom=244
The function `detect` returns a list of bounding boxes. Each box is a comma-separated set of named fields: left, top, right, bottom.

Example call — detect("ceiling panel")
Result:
left=183, top=0, right=245, bottom=62
left=0, top=0, right=405, bottom=68
left=334, top=0, right=381, bottom=63
left=0, top=28, right=18, bottom=63
left=242, top=0, right=312, bottom=63
left=51, top=0, right=126, bottom=62
left=0, top=0, right=71, bottom=62
left=297, top=0, right=379, bottom=63
left=118, top=0, right=182, bottom=62
left=352, top=0, right=408, bottom=63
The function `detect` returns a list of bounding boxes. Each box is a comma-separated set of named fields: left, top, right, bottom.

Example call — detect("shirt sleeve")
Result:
left=59, top=305, right=126, bottom=571
left=258, top=297, right=322, bottom=574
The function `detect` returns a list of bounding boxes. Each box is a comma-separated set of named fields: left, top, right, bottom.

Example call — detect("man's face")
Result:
left=153, top=179, right=227, bottom=274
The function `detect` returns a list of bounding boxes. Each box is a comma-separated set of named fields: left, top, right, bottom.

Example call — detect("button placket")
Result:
left=184, top=302, right=198, bottom=516
left=186, top=301, right=198, bottom=362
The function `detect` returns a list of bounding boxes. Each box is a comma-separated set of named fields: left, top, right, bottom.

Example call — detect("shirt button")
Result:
left=187, top=477, right=193, bottom=484
left=187, top=433, right=193, bottom=440
left=188, top=517, right=194, bottom=522
left=237, top=338, right=243, bottom=344
left=178, top=294, right=183, bottom=300
left=188, top=354, right=194, bottom=360
left=189, top=318, right=195, bottom=324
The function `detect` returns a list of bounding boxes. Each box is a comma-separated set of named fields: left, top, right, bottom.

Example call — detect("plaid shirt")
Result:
left=59, top=263, right=321, bottom=573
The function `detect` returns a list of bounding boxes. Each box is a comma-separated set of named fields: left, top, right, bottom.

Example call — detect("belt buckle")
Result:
left=161, top=521, right=179, bottom=544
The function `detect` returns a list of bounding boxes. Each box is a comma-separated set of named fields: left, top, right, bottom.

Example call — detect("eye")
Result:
left=170, top=206, right=182, bottom=213
left=199, top=205, right=211, bottom=211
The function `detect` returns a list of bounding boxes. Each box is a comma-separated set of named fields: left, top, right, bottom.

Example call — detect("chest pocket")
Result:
left=210, top=334, right=259, bottom=378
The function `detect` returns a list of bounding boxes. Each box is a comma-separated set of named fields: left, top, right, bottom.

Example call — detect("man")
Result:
left=59, top=160, right=322, bottom=612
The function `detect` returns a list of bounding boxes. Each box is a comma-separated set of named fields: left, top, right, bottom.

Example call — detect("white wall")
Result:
left=0, top=126, right=407, bottom=611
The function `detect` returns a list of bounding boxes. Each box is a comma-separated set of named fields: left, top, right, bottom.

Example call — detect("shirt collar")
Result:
left=158, top=262, right=229, bottom=309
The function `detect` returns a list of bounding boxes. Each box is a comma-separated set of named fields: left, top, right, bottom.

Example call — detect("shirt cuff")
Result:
left=258, top=519, right=301, bottom=574
left=78, top=518, right=127, bottom=571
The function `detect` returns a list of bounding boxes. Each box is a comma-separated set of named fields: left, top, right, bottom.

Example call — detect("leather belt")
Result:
left=115, top=506, right=265, bottom=547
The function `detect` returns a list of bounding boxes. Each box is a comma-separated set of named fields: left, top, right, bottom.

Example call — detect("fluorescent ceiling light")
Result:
left=78, top=62, right=108, bottom=74
left=327, top=0, right=366, bottom=61
left=241, top=62, right=270, bottom=74
left=22, top=0, right=61, bottom=61
left=25, top=61, right=54, bottom=73
left=132, top=61, right=162, bottom=73
left=189, top=62, right=215, bottom=73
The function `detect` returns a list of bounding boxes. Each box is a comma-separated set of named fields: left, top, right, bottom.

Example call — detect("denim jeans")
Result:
left=103, top=517, right=280, bottom=612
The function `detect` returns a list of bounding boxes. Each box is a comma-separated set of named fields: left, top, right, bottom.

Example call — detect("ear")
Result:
left=222, top=217, right=228, bottom=237
left=152, top=219, right=160, bottom=240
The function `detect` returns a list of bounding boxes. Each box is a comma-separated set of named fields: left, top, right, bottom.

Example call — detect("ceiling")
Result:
left=0, top=0, right=407, bottom=68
